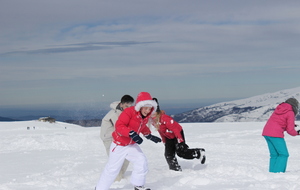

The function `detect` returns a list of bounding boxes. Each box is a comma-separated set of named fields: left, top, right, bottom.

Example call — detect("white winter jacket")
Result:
left=100, top=101, right=122, bottom=142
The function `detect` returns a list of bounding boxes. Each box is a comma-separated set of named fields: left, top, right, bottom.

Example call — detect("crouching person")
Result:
left=262, top=98, right=300, bottom=173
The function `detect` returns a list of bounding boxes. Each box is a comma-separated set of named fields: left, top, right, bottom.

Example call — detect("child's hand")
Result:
left=129, top=130, right=143, bottom=144
left=145, top=134, right=162, bottom=143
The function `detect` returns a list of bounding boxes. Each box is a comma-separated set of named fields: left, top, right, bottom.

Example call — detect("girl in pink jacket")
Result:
left=262, top=98, right=300, bottom=173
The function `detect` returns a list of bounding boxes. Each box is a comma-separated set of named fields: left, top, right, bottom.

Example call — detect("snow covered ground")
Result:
left=1, top=120, right=300, bottom=190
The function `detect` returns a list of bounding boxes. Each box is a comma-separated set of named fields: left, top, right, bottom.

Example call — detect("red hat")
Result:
left=135, top=92, right=157, bottom=114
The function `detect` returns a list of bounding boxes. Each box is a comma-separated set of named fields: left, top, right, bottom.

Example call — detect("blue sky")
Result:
left=1, top=0, right=300, bottom=112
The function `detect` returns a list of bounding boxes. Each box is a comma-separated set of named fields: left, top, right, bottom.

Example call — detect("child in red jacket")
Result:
left=96, top=92, right=161, bottom=190
left=151, top=98, right=206, bottom=171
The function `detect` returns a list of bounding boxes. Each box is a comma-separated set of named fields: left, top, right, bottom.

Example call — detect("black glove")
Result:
left=176, top=142, right=189, bottom=151
left=129, top=130, right=143, bottom=144
left=145, top=134, right=162, bottom=143
left=296, top=125, right=300, bottom=135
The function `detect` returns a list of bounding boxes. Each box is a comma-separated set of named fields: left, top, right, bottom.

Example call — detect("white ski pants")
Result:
left=96, top=142, right=148, bottom=190
left=102, top=140, right=130, bottom=181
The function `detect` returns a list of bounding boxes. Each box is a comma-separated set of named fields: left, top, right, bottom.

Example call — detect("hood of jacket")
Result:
left=110, top=101, right=120, bottom=110
left=134, top=92, right=157, bottom=115
left=274, top=103, right=293, bottom=115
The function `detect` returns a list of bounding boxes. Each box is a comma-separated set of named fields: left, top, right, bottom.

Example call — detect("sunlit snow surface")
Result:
left=1, top=121, right=300, bottom=190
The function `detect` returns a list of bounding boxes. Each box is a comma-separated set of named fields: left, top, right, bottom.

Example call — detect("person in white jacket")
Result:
left=100, top=94, right=134, bottom=181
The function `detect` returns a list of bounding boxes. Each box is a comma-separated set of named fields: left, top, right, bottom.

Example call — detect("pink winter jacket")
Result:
left=262, top=103, right=298, bottom=138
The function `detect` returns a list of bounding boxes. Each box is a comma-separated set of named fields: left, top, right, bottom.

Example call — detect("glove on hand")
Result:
left=176, top=142, right=189, bottom=151
left=129, top=130, right=143, bottom=144
left=145, top=134, right=162, bottom=143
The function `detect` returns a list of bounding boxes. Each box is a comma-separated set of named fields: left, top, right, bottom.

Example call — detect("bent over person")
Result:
left=151, top=98, right=206, bottom=171
left=100, top=94, right=134, bottom=181
left=96, top=92, right=161, bottom=190
left=262, top=98, right=300, bottom=173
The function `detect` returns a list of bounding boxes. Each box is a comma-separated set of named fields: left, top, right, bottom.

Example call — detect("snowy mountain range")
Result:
left=174, top=86, right=300, bottom=122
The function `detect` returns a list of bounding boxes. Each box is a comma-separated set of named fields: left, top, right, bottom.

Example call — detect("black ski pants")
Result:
left=164, top=130, right=198, bottom=160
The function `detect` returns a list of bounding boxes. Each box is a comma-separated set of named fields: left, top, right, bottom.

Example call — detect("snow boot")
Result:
left=166, top=156, right=182, bottom=171
left=170, top=163, right=182, bottom=171
left=196, top=148, right=206, bottom=164
left=134, top=186, right=151, bottom=190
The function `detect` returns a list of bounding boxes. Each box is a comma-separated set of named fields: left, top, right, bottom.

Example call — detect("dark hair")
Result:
left=121, top=95, right=134, bottom=104
left=152, top=97, right=161, bottom=113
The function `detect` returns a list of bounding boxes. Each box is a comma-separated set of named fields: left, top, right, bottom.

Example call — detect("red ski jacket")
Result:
left=157, top=113, right=184, bottom=143
left=113, top=106, right=152, bottom=146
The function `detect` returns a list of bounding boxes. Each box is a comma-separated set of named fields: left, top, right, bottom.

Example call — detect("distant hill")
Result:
left=0, top=116, right=17, bottom=121
left=174, top=86, right=300, bottom=122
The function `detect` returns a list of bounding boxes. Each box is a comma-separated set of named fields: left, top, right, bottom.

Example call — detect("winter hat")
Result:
left=152, top=98, right=160, bottom=113
left=135, top=92, right=157, bottom=113
left=285, top=98, right=299, bottom=115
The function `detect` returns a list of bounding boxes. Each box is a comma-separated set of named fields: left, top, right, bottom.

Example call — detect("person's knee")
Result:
left=281, top=152, right=289, bottom=158
left=139, top=154, right=148, bottom=166
left=270, top=153, right=278, bottom=158
left=132, top=153, right=147, bottom=166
